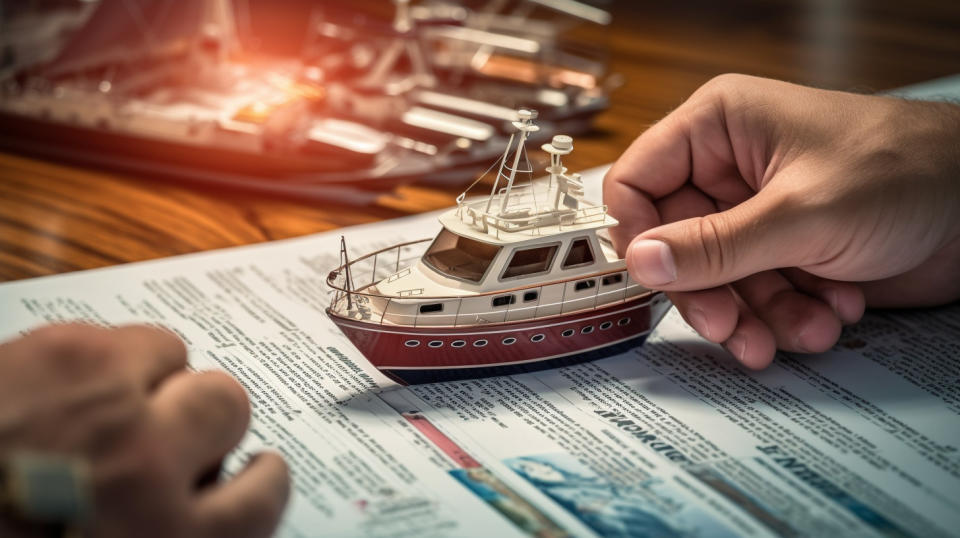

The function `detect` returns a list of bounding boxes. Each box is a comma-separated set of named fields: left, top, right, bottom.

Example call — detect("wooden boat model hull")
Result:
left=328, top=293, right=671, bottom=385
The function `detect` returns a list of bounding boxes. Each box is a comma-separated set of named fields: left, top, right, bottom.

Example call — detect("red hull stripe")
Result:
left=330, top=300, right=651, bottom=336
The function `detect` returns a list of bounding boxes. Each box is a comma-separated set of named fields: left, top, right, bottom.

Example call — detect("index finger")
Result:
left=603, top=117, right=686, bottom=253
left=603, top=78, right=758, bottom=251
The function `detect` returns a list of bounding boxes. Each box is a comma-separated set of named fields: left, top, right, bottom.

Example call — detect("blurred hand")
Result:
left=605, top=74, right=960, bottom=369
left=0, top=324, right=289, bottom=538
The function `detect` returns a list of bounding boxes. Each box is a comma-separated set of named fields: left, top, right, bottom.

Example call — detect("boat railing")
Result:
left=455, top=192, right=609, bottom=237
left=328, top=238, right=431, bottom=300
left=327, top=238, right=653, bottom=327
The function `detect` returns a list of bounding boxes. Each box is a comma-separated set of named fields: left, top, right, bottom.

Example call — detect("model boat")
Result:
left=0, top=0, right=613, bottom=198
left=326, top=109, right=671, bottom=385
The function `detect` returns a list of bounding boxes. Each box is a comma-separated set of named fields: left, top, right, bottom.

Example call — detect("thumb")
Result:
left=625, top=192, right=809, bottom=291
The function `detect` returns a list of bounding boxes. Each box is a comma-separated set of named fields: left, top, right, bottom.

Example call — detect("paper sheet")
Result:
left=1, top=165, right=958, bottom=537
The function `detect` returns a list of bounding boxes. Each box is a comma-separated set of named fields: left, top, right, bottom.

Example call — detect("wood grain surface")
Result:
left=2, top=0, right=959, bottom=282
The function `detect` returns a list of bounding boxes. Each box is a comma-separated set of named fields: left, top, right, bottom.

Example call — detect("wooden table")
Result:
left=2, top=0, right=959, bottom=282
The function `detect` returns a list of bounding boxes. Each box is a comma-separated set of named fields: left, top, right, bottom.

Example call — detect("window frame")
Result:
left=561, top=236, right=596, bottom=270
left=422, top=228, right=503, bottom=285
left=498, top=241, right=561, bottom=282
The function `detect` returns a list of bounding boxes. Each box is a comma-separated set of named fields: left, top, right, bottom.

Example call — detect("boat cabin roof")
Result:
left=438, top=196, right=619, bottom=248
left=438, top=207, right=618, bottom=246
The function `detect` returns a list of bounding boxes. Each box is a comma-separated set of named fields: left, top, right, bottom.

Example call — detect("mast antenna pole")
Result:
left=339, top=236, right=353, bottom=310
left=498, top=109, right=539, bottom=214
left=484, top=131, right=516, bottom=214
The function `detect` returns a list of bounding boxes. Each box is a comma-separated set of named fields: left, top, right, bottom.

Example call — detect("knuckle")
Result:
left=29, top=323, right=113, bottom=374
left=695, top=215, right=734, bottom=278
left=699, top=73, right=749, bottom=96
left=205, top=371, right=249, bottom=410
left=186, top=372, right=250, bottom=427
left=689, top=74, right=754, bottom=113
left=120, top=324, right=189, bottom=364
left=602, top=165, right=620, bottom=190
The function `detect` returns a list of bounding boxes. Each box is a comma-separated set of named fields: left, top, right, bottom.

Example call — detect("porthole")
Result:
left=581, top=325, right=594, bottom=334
left=561, top=329, right=575, bottom=337
left=602, top=273, right=624, bottom=286
left=473, top=339, right=488, bottom=347
left=600, top=321, right=613, bottom=330
left=428, top=340, right=444, bottom=348
left=618, top=317, right=631, bottom=326
left=531, top=333, right=546, bottom=343
left=575, top=279, right=597, bottom=292
left=523, top=291, right=539, bottom=302
left=451, top=340, right=466, bottom=348
left=404, top=340, right=420, bottom=347
left=502, top=337, right=517, bottom=345
left=419, top=303, right=443, bottom=314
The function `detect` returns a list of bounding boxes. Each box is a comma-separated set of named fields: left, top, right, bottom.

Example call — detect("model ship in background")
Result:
left=326, top=110, right=670, bottom=385
left=0, top=0, right=615, bottom=200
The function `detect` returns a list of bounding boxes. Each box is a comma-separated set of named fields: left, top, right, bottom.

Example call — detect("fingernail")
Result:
left=628, top=239, right=677, bottom=286
left=725, top=334, right=746, bottom=360
left=687, top=308, right=711, bottom=340
left=794, top=326, right=813, bottom=353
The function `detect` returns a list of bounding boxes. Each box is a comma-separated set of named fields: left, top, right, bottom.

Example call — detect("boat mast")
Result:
left=483, top=131, right=516, bottom=213
left=496, top=109, right=539, bottom=214
left=339, top=235, right=353, bottom=310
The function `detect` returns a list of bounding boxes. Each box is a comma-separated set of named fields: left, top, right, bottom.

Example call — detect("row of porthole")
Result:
left=403, top=317, right=631, bottom=349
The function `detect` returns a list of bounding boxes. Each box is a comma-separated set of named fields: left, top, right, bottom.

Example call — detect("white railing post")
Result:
left=380, top=298, right=390, bottom=325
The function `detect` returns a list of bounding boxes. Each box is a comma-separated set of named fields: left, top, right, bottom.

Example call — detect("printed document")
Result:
left=1, top=166, right=958, bottom=537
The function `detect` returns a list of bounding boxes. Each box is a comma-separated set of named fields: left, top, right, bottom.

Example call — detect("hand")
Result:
left=0, top=324, right=289, bottom=537
left=604, top=74, right=960, bottom=369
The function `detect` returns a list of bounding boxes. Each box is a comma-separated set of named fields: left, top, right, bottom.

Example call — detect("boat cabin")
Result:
left=330, top=111, right=649, bottom=328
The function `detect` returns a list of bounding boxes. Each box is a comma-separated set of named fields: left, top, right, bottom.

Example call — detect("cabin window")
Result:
left=501, top=244, right=558, bottom=279
left=492, top=295, right=516, bottom=307
left=523, top=291, right=539, bottom=302
left=419, top=303, right=443, bottom=314
left=563, top=238, right=595, bottom=269
left=602, top=273, right=623, bottom=286
left=574, top=279, right=596, bottom=292
left=423, top=229, right=501, bottom=283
